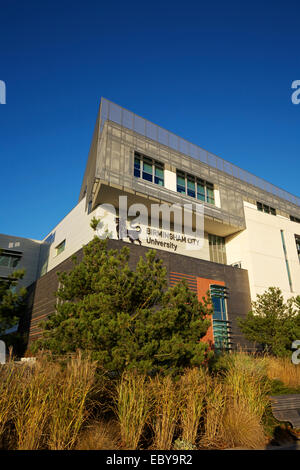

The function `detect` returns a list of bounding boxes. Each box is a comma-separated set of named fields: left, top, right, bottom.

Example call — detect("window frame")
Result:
left=134, top=152, right=164, bottom=187
left=0, top=250, right=22, bottom=269
left=290, top=215, right=300, bottom=224
left=55, top=240, right=66, bottom=256
left=256, top=201, right=276, bottom=216
left=176, top=171, right=215, bottom=205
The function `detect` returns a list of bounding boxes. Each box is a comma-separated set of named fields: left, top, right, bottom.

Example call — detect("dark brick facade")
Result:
left=22, top=240, right=253, bottom=350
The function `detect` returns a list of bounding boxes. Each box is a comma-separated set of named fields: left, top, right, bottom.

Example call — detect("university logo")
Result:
left=0, top=80, right=6, bottom=104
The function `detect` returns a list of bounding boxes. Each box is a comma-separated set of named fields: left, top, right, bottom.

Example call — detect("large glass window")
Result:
left=134, top=152, right=164, bottom=186
left=210, top=286, right=227, bottom=321
left=0, top=252, right=21, bottom=268
left=210, top=285, right=230, bottom=351
left=176, top=171, right=215, bottom=205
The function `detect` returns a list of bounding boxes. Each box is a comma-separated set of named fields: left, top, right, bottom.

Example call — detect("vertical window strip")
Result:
left=176, top=172, right=186, bottom=193
left=210, top=285, right=230, bottom=351
left=142, top=160, right=153, bottom=182
left=280, top=230, right=293, bottom=292
left=134, top=156, right=141, bottom=178
left=154, top=164, right=164, bottom=186
left=208, top=234, right=227, bottom=264
left=187, top=176, right=195, bottom=198
left=295, top=235, right=300, bottom=263
left=196, top=179, right=205, bottom=201
left=206, top=183, right=215, bottom=205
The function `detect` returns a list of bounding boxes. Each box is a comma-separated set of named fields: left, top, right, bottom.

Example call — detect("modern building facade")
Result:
left=0, top=233, right=46, bottom=289
left=5, top=98, right=300, bottom=351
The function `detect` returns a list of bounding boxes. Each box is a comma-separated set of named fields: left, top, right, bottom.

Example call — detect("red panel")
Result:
left=169, top=272, right=226, bottom=350
left=196, top=278, right=225, bottom=348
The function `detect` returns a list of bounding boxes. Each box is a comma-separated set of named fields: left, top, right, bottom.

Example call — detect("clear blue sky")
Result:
left=0, top=0, right=299, bottom=240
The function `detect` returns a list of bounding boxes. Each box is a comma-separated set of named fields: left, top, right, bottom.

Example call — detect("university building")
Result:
left=2, top=98, right=300, bottom=351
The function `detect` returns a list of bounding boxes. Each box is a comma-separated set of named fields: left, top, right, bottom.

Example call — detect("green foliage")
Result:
left=0, top=268, right=27, bottom=337
left=33, top=235, right=212, bottom=374
left=173, top=439, right=197, bottom=450
left=238, top=287, right=300, bottom=357
left=90, top=217, right=100, bottom=232
left=269, top=379, right=300, bottom=396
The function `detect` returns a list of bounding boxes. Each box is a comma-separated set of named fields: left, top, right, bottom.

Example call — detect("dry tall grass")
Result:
left=221, top=396, right=266, bottom=449
left=0, top=352, right=281, bottom=450
left=218, top=353, right=270, bottom=449
left=222, top=353, right=270, bottom=420
left=0, top=364, right=17, bottom=448
left=0, top=352, right=97, bottom=450
left=266, top=356, right=300, bottom=389
left=114, top=371, right=152, bottom=449
left=150, top=375, right=179, bottom=450
left=13, top=360, right=57, bottom=450
left=200, top=379, right=226, bottom=447
left=47, top=353, right=97, bottom=450
left=178, top=368, right=208, bottom=445
left=76, top=420, right=120, bottom=450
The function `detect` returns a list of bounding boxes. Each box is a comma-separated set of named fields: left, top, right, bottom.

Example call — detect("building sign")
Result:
left=95, top=200, right=209, bottom=260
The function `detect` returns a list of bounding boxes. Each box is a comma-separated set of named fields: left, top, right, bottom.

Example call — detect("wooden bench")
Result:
left=269, top=395, right=300, bottom=429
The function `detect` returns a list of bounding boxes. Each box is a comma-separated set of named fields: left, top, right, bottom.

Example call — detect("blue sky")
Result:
left=0, top=0, right=299, bottom=239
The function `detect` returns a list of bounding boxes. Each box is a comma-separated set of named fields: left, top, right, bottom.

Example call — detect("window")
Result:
left=56, top=240, right=66, bottom=256
left=295, top=235, right=300, bottom=263
left=280, top=230, right=293, bottom=292
left=208, top=234, right=227, bottom=264
left=187, top=175, right=195, bottom=198
left=0, top=251, right=21, bottom=268
left=206, top=183, right=215, bottom=205
left=134, top=152, right=164, bottom=186
left=176, top=171, right=186, bottom=193
left=290, top=215, right=300, bottom=224
left=196, top=179, right=205, bottom=201
left=45, top=232, right=55, bottom=245
left=210, top=285, right=230, bottom=351
left=257, top=201, right=276, bottom=215
left=210, top=285, right=228, bottom=321
left=176, top=171, right=215, bottom=205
